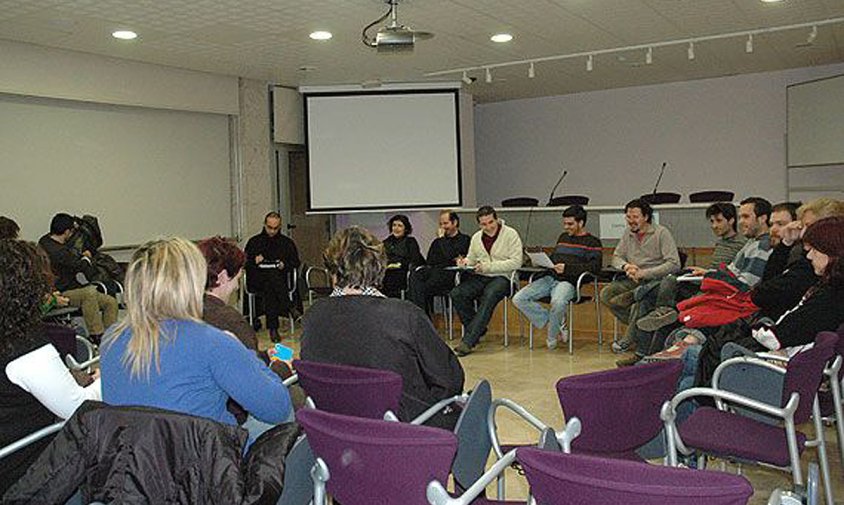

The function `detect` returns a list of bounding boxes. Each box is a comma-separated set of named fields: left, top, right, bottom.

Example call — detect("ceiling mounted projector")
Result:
left=362, top=0, right=434, bottom=53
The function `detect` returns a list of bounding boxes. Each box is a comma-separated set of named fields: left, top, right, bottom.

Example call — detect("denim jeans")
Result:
left=451, top=274, right=511, bottom=348
left=675, top=344, right=703, bottom=424
left=511, top=276, right=576, bottom=346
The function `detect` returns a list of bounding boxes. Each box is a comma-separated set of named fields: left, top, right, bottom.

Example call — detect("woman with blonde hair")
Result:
left=101, top=237, right=291, bottom=431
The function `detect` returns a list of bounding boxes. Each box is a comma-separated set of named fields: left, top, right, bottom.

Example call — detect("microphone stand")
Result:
left=651, top=162, right=667, bottom=196
left=547, top=169, right=568, bottom=206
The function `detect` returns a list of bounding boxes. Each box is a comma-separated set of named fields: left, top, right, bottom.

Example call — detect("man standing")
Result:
left=407, top=210, right=470, bottom=314
left=451, top=206, right=523, bottom=357
left=245, top=212, right=300, bottom=342
left=601, top=199, right=681, bottom=361
left=38, top=213, right=118, bottom=341
left=511, top=205, right=602, bottom=349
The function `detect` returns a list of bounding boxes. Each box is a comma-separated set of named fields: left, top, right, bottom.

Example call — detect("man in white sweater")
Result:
left=451, top=206, right=523, bottom=356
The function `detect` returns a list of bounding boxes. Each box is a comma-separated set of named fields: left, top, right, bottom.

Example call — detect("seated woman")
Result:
left=101, top=237, right=291, bottom=439
left=300, top=227, right=464, bottom=429
left=1, top=240, right=101, bottom=495
left=382, top=214, right=425, bottom=298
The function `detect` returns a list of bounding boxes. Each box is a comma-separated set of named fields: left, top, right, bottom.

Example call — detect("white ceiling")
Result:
left=0, top=0, right=842, bottom=103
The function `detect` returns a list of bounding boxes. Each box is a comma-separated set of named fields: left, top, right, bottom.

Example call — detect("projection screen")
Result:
left=304, top=89, right=461, bottom=212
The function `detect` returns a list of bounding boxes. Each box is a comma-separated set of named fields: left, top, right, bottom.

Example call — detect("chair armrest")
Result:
left=426, top=449, right=517, bottom=505
left=305, top=266, right=329, bottom=289
left=487, top=398, right=549, bottom=459
left=283, top=373, right=299, bottom=387
left=661, top=387, right=799, bottom=460
left=0, top=421, right=65, bottom=460
left=410, top=394, right=469, bottom=425
left=573, top=271, right=598, bottom=303
left=65, top=354, right=100, bottom=372
left=824, top=355, right=842, bottom=380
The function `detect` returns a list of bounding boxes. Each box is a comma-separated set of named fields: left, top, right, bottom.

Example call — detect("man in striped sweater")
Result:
left=512, top=205, right=603, bottom=349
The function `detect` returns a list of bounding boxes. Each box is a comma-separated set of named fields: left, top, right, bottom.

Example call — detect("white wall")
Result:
left=475, top=62, right=844, bottom=206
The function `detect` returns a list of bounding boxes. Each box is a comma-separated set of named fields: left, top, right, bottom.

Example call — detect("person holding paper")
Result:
left=512, top=205, right=603, bottom=349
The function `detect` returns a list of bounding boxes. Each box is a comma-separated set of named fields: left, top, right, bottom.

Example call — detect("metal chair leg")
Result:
left=568, top=301, right=574, bottom=355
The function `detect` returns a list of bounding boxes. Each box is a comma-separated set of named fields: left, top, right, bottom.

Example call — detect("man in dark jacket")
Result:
left=38, top=213, right=118, bottom=339
left=407, top=210, right=470, bottom=316
left=512, top=205, right=603, bottom=349
left=244, top=212, right=300, bottom=342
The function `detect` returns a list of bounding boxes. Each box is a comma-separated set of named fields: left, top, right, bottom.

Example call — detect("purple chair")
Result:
left=292, top=359, right=403, bottom=419
left=818, top=324, right=844, bottom=470
left=662, top=332, right=839, bottom=505
left=518, top=447, right=753, bottom=505
left=296, top=408, right=457, bottom=505
left=490, top=360, right=683, bottom=463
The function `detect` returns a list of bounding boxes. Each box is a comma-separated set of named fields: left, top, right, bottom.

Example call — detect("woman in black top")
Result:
left=382, top=214, right=425, bottom=298
left=300, top=227, right=464, bottom=429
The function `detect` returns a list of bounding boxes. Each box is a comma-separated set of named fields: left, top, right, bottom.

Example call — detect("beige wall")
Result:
left=237, top=78, right=274, bottom=241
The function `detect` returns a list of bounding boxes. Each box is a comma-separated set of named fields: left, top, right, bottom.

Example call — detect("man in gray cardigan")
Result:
left=600, top=199, right=681, bottom=364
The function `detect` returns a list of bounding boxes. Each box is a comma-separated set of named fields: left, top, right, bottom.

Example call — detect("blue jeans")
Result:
left=451, top=274, right=511, bottom=348
left=512, top=276, right=576, bottom=346
left=675, top=344, right=703, bottom=424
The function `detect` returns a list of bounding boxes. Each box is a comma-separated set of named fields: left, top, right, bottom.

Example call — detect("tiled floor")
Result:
left=263, top=322, right=843, bottom=504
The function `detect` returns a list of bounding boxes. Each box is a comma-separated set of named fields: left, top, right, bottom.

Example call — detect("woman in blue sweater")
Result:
left=101, top=237, right=291, bottom=433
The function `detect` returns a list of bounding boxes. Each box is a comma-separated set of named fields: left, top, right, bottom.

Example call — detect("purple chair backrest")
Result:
left=556, top=360, right=682, bottom=454
left=293, top=359, right=403, bottom=419
left=296, top=408, right=457, bottom=505
left=781, top=332, right=839, bottom=424
left=519, top=447, right=753, bottom=505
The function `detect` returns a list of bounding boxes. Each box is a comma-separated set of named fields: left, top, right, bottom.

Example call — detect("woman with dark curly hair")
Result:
left=382, top=214, right=425, bottom=298
left=0, top=240, right=101, bottom=494
left=300, top=227, right=463, bottom=429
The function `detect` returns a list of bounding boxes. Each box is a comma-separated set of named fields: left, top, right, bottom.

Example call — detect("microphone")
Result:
left=652, top=162, right=667, bottom=195
left=547, top=168, right=568, bottom=205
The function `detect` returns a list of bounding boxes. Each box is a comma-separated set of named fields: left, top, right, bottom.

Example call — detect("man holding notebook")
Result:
left=512, top=205, right=603, bottom=349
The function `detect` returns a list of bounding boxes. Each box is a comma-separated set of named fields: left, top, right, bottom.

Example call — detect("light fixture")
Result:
left=491, top=33, right=513, bottom=43
left=586, top=54, right=593, bottom=72
left=528, top=62, right=535, bottom=78
left=309, top=31, right=333, bottom=40
left=424, top=17, right=844, bottom=81
left=485, top=68, right=492, bottom=83
left=112, top=30, right=137, bottom=40
left=461, top=71, right=473, bottom=85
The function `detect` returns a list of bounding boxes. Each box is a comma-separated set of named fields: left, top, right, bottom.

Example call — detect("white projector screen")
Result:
left=0, top=94, right=232, bottom=247
left=305, top=90, right=461, bottom=212
left=787, top=74, right=844, bottom=167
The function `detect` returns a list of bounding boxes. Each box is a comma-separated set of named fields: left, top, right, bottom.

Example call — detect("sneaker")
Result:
left=559, top=327, right=569, bottom=343
left=547, top=338, right=558, bottom=350
left=615, top=354, right=642, bottom=367
left=646, top=340, right=693, bottom=360
left=453, top=342, right=473, bottom=357
left=636, top=307, right=679, bottom=332
left=611, top=339, right=631, bottom=354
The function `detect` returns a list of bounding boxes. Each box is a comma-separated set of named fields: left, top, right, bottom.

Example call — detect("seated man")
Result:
left=636, top=199, right=772, bottom=332
left=600, top=199, right=681, bottom=364
left=407, top=210, right=470, bottom=315
left=244, top=212, right=300, bottom=342
left=512, top=205, right=602, bottom=349
left=451, top=206, right=523, bottom=357
left=38, top=213, right=118, bottom=340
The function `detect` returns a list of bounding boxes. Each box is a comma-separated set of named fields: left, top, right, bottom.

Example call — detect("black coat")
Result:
left=4, top=401, right=300, bottom=505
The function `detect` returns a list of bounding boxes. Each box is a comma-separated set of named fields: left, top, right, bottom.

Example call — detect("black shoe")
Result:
left=253, top=319, right=263, bottom=332
left=269, top=328, right=280, bottom=343
left=615, top=354, right=642, bottom=367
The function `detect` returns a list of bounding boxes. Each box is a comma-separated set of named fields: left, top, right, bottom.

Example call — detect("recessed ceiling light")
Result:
left=112, top=30, right=137, bottom=40
left=490, top=33, right=513, bottom=43
left=309, top=31, right=333, bottom=41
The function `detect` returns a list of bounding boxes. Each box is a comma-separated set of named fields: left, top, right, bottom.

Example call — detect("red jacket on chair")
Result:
left=676, top=277, right=759, bottom=328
